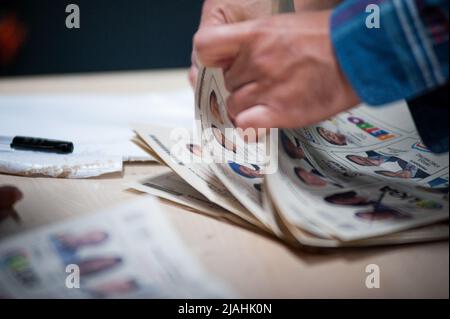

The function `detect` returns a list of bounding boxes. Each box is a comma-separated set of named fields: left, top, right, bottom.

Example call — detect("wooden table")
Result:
left=0, top=70, right=448, bottom=298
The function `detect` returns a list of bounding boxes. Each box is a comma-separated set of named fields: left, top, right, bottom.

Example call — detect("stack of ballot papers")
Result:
left=0, top=91, right=194, bottom=178
left=0, top=197, right=234, bottom=298
left=129, top=68, right=449, bottom=249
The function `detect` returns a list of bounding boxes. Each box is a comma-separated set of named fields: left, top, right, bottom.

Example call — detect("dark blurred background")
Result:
left=0, top=0, right=202, bottom=76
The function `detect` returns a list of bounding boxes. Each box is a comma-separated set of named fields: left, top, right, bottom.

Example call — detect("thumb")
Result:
left=194, top=20, right=256, bottom=68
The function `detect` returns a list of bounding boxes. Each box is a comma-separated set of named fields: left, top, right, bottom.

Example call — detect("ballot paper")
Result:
left=0, top=197, right=234, bottom=299
left=133, top=67, right=449, bottom=248
left=134, top=125, right=266, bottom=230
left=133, top=127, right=449, bottom=248
left=194, top=68, right=281, bottom=234
left=127, top=171, right=260, bottom=229
left=195, top=68, right=449, bottom=243
left=267, top=106, right=449, bottom=241
left=0, top=90, right=194, bottom=178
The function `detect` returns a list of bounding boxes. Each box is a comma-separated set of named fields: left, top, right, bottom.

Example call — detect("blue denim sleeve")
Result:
left=330, top=0, right=449, bottom=106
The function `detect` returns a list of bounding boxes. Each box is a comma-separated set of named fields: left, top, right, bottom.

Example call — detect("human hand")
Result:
left=189, top=0, right=272, bottom=87
left=194, top=11, right=360, bottom=130
left=0, top=186, right=22, bottom=220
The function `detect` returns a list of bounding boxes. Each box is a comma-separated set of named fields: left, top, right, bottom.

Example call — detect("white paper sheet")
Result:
left=0, top=90, right=195, bottom=178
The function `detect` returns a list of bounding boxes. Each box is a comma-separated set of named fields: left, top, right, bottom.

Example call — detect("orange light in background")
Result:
left=0, top=14, right=26, bottom=66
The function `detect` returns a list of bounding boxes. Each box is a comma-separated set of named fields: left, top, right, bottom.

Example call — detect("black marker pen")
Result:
left=0, top=136, right=74, bottom=154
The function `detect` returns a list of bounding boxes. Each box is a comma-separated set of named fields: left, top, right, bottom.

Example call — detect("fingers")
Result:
left=189, top=48, right=200, bottom=89
left=188, top=66, right=198, bottom=89
left=227, top=82, right=261, bottom=120
left=191, top=48, right=200, bottom=70
left=234, top=105, right=281, bottom=130
left=0, top=186, right=23, bottom=210
left=223, top=47, right=255, bottom=92
left=195, top=21, right=256, bottom=68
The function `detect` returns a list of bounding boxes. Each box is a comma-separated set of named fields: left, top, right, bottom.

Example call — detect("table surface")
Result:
left=0, top=70, right=448, bottom=298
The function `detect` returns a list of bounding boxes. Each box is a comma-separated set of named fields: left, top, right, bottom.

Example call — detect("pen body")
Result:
left=11, top=136, right=74, bottom=154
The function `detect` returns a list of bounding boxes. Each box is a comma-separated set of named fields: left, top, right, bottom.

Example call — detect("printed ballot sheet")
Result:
left=195, top=67, right=448, bottom=244
left=127, top=171, right=257, bottom=229
left=194, top=68, right=281, bottom=235
left=0, top=198, right=234, bottom=299
left=134, top=125, right=265, bottom=230
left=267, top=102, right=449, bottom=241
